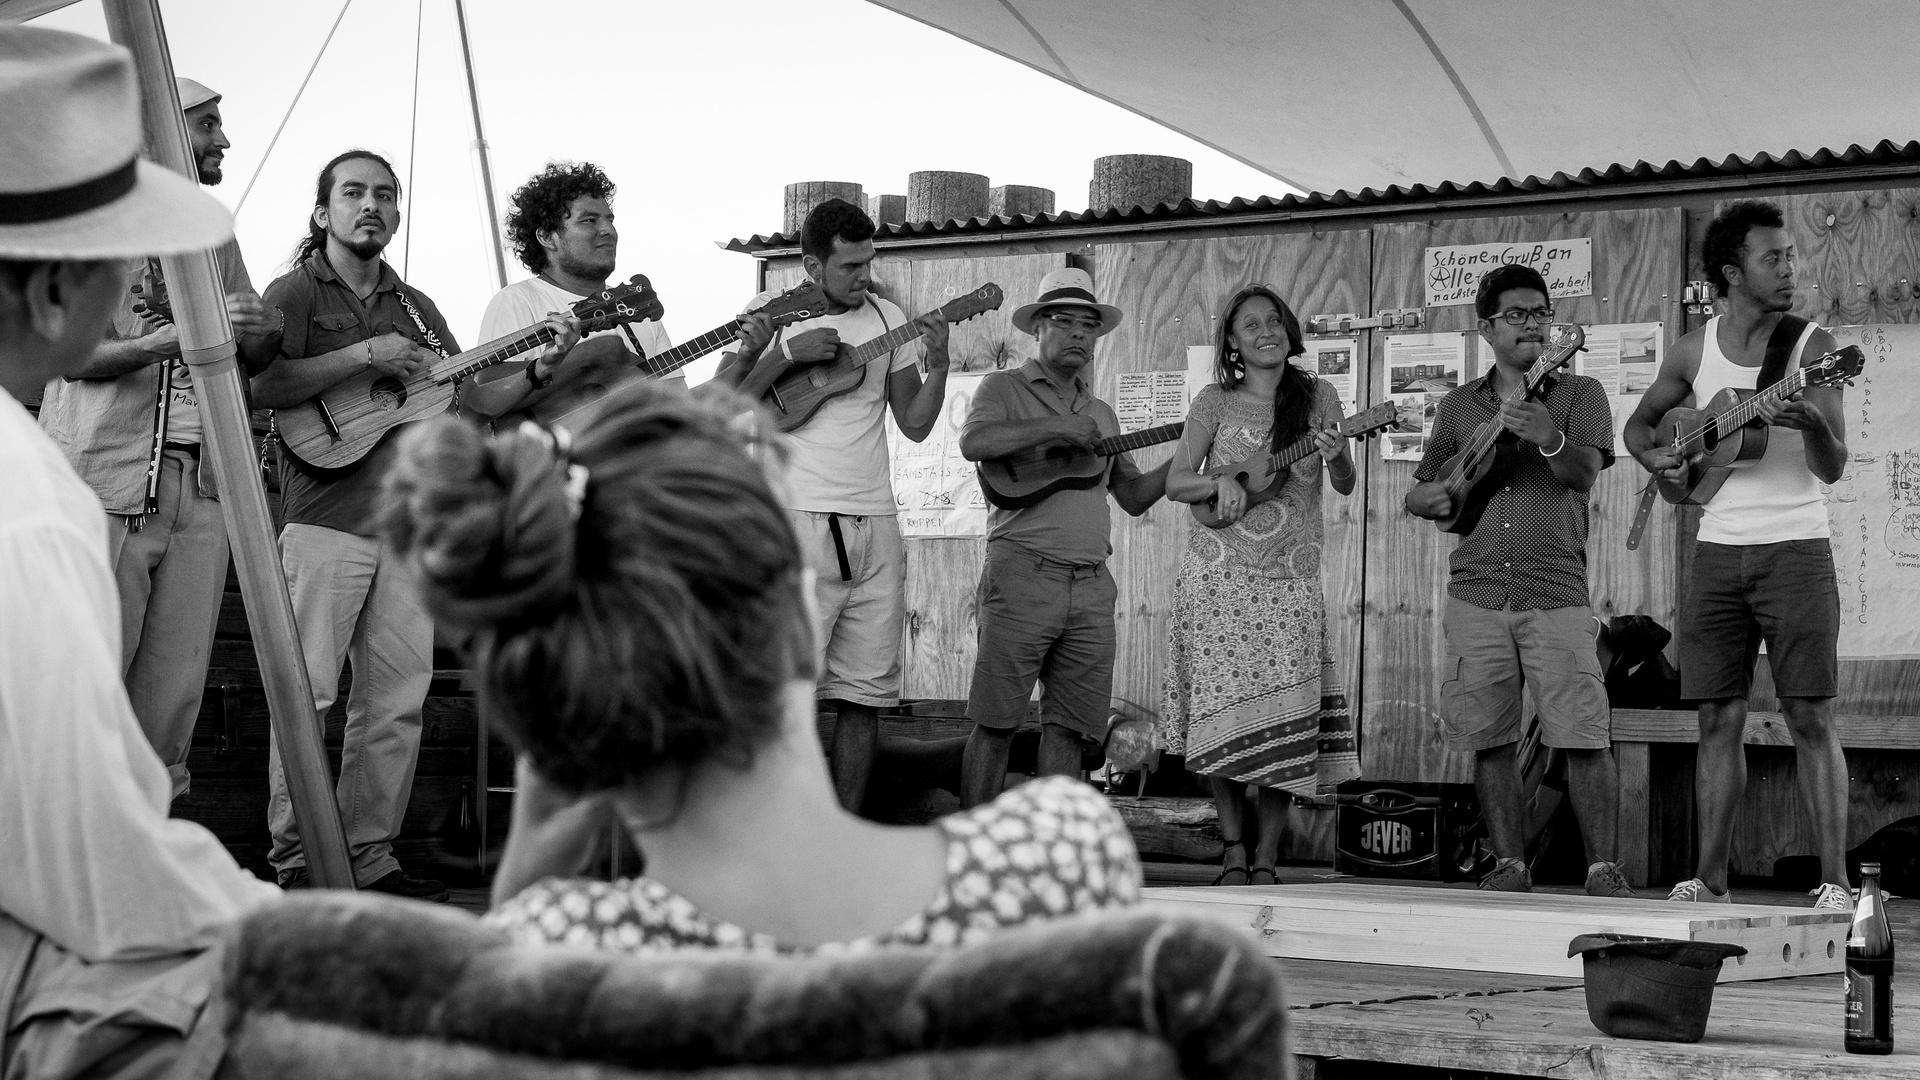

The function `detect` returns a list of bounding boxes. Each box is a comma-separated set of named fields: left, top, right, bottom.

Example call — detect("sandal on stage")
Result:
left=1211, top=841, right=1250, bottom=886
left=1247, top=866, right=1279, bottom=887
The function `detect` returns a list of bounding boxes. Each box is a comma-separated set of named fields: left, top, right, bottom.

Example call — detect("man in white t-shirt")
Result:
left=720, top=198, right=950, bottom=811
left=460, top=161, right=674, bottom=422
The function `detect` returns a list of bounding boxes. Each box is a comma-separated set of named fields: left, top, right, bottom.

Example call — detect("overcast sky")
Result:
left=35, top=0, right=1286, bottom=381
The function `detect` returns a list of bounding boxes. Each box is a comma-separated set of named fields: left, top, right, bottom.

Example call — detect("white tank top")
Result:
left=1690, top=315, right=1830, bottom=544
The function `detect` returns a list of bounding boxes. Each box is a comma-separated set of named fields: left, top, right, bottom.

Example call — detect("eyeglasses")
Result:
left=1489, top=307, right=1555, bottom=327
left=1043, top=312, right=1103, bottom=334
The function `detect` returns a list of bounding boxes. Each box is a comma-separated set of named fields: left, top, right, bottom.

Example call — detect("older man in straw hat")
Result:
left=38, top=73, right=282, bottom=805
left=0, top=25, right=278, bottom=1080
left=956, top=268, right=1168, bottom=806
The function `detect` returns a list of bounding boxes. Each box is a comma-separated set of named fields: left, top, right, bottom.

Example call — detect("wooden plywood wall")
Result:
left=1364, top=208, right=1685, bottom=782
left=1091, top=230, right=1373, bottom=723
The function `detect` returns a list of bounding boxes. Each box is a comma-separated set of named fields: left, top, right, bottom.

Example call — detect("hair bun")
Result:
left=383, top=416, right=577, bottom=628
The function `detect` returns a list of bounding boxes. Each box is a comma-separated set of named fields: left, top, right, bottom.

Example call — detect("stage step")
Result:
left=1140, top=882, right=1850, bottom=981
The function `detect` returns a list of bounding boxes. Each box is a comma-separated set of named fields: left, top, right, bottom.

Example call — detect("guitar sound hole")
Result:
left=368, top=376, right=408, bottom=411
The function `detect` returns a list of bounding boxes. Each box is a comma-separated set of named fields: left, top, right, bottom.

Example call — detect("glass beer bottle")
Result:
left=1844, top=862, right=1894, bottom=1054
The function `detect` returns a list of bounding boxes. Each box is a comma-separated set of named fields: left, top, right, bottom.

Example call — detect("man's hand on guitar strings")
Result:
left=733, top=310, right=773, bottom=361
left=1637, top=444, right=1689, bottom=483
left=530, top=313, right=581, bottom=383
left=1753, top=392, right=1826, bottom=434
left=1497, top=399, right=1559, bottom=448
left=913, top=309, right=951, bottom=371
left=782, top=326, right=842, bottom=365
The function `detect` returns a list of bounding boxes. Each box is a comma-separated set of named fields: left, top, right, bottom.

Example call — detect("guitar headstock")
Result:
left=1806, top=344, right=1866, bottom=387
left=937, top=282, right=1005, bottom=325
left=575, top=273, right=664, bottom=334
left=1344, top=400, right=1405, bottom=437
left=1524, top=322, right=1586, bottom=389
left=754, top=280, right=828, bottom=329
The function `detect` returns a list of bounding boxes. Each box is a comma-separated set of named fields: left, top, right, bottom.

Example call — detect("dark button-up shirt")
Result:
left=262, top=253, right=458, bottom=537
left=1412, top=371, right=1614, bottom=611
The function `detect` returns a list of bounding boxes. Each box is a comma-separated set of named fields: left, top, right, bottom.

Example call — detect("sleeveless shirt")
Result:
left=1690, top=315, right=1829, bottom=544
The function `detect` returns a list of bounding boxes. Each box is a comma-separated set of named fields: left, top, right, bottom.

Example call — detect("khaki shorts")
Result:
left=966, top=541, right=1117, bottom=741
left=789, top=511, right=904, bottom=708
left=1439, top=596, right=1609, bottom=751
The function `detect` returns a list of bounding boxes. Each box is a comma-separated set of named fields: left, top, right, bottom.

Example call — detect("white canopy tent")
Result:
left=866, top=0, right=1920, bottom=194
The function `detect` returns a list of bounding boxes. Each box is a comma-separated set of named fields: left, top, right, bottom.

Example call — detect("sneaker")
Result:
left=1585, top=861, right=1635, bottom=898
left=363, top=869, right=450, bottom=903
left=1666, top=878, right=1732, bottom=903
left=275, top=866, right=310, bottom=890
left=1813, top=882, right=1854, bottom=913
left=1477, top=858, right=1531, bottom=892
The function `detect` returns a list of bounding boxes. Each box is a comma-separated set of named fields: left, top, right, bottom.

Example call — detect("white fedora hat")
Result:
left=0, top=26, right=232, bottom=259
left=1011, top=267, right=1124, bottom=337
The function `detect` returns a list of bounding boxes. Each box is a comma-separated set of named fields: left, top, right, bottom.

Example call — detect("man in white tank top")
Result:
left=1624, top=201, right=1852, bottom=911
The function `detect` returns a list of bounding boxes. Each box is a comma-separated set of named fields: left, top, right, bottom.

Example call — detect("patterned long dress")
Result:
left=1158, top=380, right=1361, bottom=795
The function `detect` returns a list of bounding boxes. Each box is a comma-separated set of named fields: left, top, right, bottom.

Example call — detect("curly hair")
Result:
left=381, top=382, right=814, bottom=795
left=504, top=161, right=616, bottom=275
left=1702, top=200, right=1785, bottom=297
left=799, top=198, right=874, bottom=263
left=1213, top=284, right=1317, bottom=455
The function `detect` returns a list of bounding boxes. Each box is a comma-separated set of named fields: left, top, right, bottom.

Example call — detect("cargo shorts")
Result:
left=1438, top=596, right=1610, bottom=751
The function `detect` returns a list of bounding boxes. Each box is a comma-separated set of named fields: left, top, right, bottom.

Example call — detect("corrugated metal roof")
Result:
left=723, top=141, right=1920, bottom=254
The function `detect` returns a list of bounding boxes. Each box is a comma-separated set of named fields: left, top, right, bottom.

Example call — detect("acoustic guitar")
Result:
left=761, top=283, right=1004, bottom=433
left=1648, top=343, right=1864, bottom=505
left=275, top=275, right=660, bottom=478
left=976, top=422, right=1186, bottom=510
left=1429, top=323, right=1585, bottom=536
left=502, top=279, right=827, bottom=428
left=1189, top=400, right=1400, bottom=529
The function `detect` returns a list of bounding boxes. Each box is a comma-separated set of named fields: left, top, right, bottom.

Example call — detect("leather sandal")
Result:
left=1211, top=841, right=1250, bottom=886
left=1247, top=866, right=1279, bottom=886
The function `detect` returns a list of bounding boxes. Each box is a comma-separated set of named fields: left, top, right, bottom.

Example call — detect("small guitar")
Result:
left=761, top=283, right=1004, bottom=432
left=1190, top=400, right=1401, bottom=529
left=275, top=275, right=661, bottom=478
left=1430, top=323, right=1585, bottom=536
left=977, top=421, right=1186, bottom=510
left=1648, top=344, right=1864, bottom=505
left=504, top=280, right=827, bottom=428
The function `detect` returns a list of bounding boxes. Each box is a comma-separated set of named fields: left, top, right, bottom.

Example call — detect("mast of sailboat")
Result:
left=451, top=0, right=509, bottom=292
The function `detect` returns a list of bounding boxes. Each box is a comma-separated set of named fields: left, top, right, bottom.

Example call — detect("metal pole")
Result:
left=450, top=0, right=509, bottom=292
left=103, top=0, right=356, bottom=891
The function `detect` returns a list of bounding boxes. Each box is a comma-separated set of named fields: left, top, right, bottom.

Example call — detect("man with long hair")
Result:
left=37, top=77, right=280, bottom=803
left=249, top=150, right=456, bottom=901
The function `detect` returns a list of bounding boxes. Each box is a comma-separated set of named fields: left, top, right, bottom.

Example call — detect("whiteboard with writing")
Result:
left=1822, top=324, right=1920, bottom=658
left=887, top=372, right=989, bottom=538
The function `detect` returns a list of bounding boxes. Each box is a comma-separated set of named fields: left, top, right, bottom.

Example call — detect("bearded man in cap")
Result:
left=0, top=27, right=280, bottom=1080
left=956, top=268, right=1169, bottom=806
left=37, top=74, right=283, bottom=803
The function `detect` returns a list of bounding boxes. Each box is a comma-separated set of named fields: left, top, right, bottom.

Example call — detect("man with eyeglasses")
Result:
left=1406, top=263, right=1630, bottom=897
left=954, top=269, right=1169, bottom=807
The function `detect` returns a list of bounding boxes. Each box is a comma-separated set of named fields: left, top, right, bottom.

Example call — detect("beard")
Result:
left=338, top=233, right=386, bottom=261
left=196, top=158, right=223, bottom=185
left=554, top=248, right=616, bottom=282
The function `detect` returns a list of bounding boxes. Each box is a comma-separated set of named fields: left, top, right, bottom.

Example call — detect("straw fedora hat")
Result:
left=0, top=26, right=232, bottom=259
left=1010, top=268, right=1124, bottom=336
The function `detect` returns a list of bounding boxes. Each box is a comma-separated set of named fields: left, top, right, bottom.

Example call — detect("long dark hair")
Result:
left=1214, top=284, right=1316, bottom=453
left=291, top=149, right=400, bottom=269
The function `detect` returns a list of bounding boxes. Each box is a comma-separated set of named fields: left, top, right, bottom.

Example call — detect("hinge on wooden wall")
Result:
left=1681, top=281, right=1716, bottom=317
left=1308, top=309, right=1425, bottom=335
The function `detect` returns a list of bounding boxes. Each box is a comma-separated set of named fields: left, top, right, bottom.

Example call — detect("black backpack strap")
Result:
left=1757, top=314, right=1811, bottom=391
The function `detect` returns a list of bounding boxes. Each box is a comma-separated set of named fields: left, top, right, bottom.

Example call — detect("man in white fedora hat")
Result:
left=0, top=26, right=278, bottom=1079
left=38, top=72, right=283, bottom=805
left=956, top=267, right=1168, bottom=805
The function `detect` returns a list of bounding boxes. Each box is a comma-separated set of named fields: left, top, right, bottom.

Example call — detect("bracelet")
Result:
left=1541, top=430, right=1569, bottom=458
left=524, top=359, right=551, bottom=390
left=362, top=341, right=375, bottom=369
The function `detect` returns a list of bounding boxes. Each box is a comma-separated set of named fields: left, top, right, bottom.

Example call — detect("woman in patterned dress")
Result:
left=1160, top=284, right=1362, bottom=885
left=380, top=379, right=1141, bottom=953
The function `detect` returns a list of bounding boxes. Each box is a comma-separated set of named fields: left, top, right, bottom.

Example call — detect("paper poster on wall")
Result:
left=1380, top=332, right=1468, bottom=462
left=1117, top=369, right=1190, bottom=433
left=1297, top=337, right=1360, bottom=417
left=1574, top=322, right=1662, bottom=446
left=888, top=372, right=988, bottom=538
left=1424, top=238, right=1593, bottom=307
left=1186, top=345, right=1217, bottom=404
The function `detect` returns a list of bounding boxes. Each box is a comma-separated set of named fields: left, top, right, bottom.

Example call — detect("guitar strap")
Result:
left=1757, top=314, right=1811, bottom=393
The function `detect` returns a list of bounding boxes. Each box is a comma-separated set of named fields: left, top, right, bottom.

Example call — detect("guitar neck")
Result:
left=1714, top=368, right=1809, bottom=434
left=845, top=315, right=932, bottom=370
left=637, top=320, right=739, bottom=378
left=433, top=325, right=562, bottom=384
left=1092, top=421, right=1185, bottom=457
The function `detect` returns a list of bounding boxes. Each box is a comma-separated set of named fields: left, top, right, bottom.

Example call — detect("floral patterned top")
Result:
left=1185, top=380, right=1343, bottom=580
left=483, top=776, right=1143, bottom=955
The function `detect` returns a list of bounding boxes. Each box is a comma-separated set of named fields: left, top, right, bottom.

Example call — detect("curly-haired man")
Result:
left=461, top=161, right=673, bottom=421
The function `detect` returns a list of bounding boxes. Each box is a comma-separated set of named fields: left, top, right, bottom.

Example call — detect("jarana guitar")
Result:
left=977, top=422, right=1186, bottom=510
left=762, top=283, right=1004, bottom=432
left=504, top=279, right=827, bottom=428
left=1649, top=343, right=1864, bottom=505
left=275, top=275, right=660, bottom=477
left=1189, top=400, right=1401, bottom=529
left=1430, top=323, right=1586, bottom=536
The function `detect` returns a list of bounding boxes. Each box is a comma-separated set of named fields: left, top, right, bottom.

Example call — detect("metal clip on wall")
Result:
left=1309, top=309, right=1425, bottom=335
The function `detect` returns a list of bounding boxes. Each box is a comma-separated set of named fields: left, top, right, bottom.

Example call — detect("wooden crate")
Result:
left=1140, top=883, right=1848, bottom=981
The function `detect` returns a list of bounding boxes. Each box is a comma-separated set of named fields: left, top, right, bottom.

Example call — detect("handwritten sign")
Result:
left=1116, top=370, right=1190, bottom=433
left=888, top=372, right=988, bottom=538
left=1424, top=238, right=1592, bottom=307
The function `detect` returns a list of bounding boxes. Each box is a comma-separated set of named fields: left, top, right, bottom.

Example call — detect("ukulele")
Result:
left=275, top=275, right=660, bottom=478
left=1189, top=400, right=1401, bottom=529
left=977, top=422, right=1186, bottom=510
left=1648, top=344, right=1864, bottom=505
left=502, top=280, right=827, bottom=429
left=761, top=283, right=1004, bottom=432
left=1429, top=323, right=1585, bottom=536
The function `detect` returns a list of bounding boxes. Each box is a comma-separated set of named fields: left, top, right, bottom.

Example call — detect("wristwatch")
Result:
left=524, top=360, right=552, bottom=390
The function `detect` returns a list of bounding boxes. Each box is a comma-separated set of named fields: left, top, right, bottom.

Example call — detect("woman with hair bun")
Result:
left=382, top=380, right=1141, bottom=952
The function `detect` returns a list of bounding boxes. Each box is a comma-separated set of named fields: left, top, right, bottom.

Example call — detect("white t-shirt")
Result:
left=0, top=392, right=276, bottom=962
left=755, top=291, right=924, bottom=515
left=478, top=276, right=680, bottom=388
